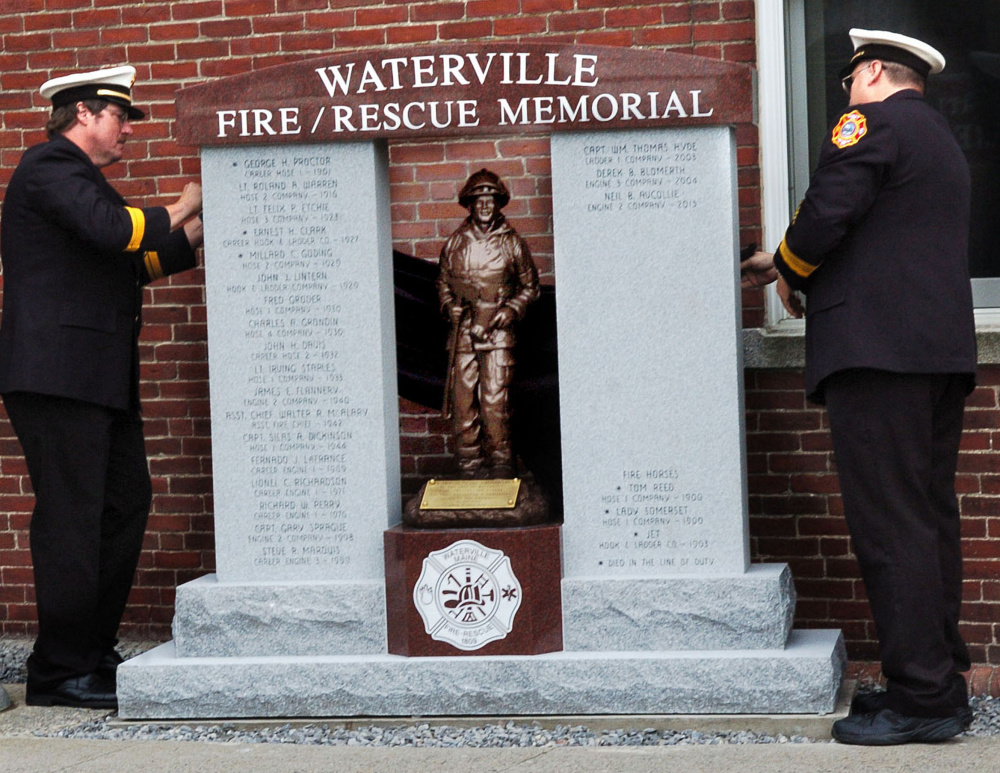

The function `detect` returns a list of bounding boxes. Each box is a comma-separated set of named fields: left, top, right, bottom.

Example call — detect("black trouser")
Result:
left=3, top=392, right=151, bottom=688
left=823, top=369, right=970, bottom=718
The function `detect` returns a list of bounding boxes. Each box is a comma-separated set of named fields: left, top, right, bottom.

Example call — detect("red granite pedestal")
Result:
left=384, top=523, right=563, bottom=656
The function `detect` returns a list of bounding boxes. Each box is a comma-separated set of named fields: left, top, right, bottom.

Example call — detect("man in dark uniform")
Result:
left=761, top=30, right=977, bottom=744
left=0, top=65, right=204, bottom=708
left=437, top=169, right=539, bottom=478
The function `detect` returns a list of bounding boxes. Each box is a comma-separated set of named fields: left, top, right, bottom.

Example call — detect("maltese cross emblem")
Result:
left=413, top=539, right=523, bottom=651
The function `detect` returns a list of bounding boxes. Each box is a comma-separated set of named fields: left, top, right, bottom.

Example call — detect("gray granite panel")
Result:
left=551, top=127, right=749, bottom=578
left=562, top=563, right=795, bottom=652
left=171, top=575, right=386, bottom=657
left=202, top=141, right=400, bottom=583
left=118, top=630, right=845, bottom=719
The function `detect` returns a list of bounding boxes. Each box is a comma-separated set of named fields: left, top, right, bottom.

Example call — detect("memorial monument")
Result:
left=118, top=44, right=845, bottom=719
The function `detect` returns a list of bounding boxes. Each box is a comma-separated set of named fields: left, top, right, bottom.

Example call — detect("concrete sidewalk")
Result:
left=3, top=735, right=998, bottom=773
left=2, top=682, right=995, bottom=773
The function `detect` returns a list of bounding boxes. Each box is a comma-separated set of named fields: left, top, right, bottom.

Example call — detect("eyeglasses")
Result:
left=104, top=107, right=130, bottom=127
left=841, top=61, right=875, bottom=95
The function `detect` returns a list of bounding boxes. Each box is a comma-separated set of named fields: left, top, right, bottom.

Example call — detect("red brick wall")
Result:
left=2, top=0, right=995, bottom=669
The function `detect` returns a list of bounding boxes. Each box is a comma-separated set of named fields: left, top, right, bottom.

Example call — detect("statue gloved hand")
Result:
left=488, top=306, right=516, bottom=331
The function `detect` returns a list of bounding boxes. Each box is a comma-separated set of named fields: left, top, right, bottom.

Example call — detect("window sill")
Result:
left=743, top=319, right=1000, bottom=369
left=742, top=325, right=805, bottom=369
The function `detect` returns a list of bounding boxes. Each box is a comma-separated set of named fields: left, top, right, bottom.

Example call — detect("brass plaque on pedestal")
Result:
left=420, top=478, right=521, bottom=510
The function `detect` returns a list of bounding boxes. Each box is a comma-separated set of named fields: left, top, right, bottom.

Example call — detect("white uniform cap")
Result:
left=40, top=65, right=144, bottom=120
left=844, top=28, right=946, bottom=79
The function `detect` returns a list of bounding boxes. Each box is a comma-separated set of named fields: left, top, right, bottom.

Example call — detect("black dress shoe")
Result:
left=832, top=708, right=964, bottom=745
left=96, top=651, right=124, bottom=680
left=850, top=689, right=887, bottom=715
left=25, top=672, right=117, bottom=709
left=851, top=690, right=973, bottom=729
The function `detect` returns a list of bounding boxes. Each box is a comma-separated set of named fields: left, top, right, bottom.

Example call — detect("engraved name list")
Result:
left=203, top=142, right=394, bottom=581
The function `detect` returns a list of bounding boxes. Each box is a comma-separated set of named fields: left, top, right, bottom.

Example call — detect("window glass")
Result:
left=796, top=1, right=1000, bottom=283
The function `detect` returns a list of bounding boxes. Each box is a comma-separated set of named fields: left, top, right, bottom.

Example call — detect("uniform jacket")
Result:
left=0, top=134, right=197, bottom=411
left=774, top=89, right=976, bottom=401
left=437, top=213, right=539, bottom=351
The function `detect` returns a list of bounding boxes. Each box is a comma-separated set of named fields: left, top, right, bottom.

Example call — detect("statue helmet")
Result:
left=458, top=168, right=510, bottom=209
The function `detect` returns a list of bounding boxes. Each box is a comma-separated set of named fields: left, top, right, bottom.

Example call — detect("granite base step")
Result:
left=118, top=629, right=845, bottom=719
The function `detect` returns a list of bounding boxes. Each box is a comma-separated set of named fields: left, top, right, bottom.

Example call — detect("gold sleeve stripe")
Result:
left=124, top=207, right=145, bottom=252
left=778, top=239, right=816, bottom=279
left=144, top=251, right=164, bottom=281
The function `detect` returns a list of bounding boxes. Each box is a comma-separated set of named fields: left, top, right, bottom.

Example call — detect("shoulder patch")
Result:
left=831, top=110, right=868, bottom=149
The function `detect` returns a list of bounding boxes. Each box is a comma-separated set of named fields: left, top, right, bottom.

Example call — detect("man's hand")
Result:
left=166, top=182, right=203, bottom=230
left=740, top=251, right=778, bottom=288
left=777, top=276, right=805, bottom=318
left=184, top=216, right=204, bottom=250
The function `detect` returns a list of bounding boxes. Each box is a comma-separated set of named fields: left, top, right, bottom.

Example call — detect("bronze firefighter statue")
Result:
left=437, top=169, right=539, bottom=479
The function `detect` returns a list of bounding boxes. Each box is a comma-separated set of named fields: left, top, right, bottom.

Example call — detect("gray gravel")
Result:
left=0, top=638, right=29, bottom=684
left=5, top=637, right=1000, bottom=746
left=46, top=719, right=820, bottom=746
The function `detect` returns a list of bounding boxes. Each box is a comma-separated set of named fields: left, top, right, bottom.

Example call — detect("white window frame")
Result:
left=754, top=0, right=1000, bottom=330
left=755, top=0, right=803, bottom=333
